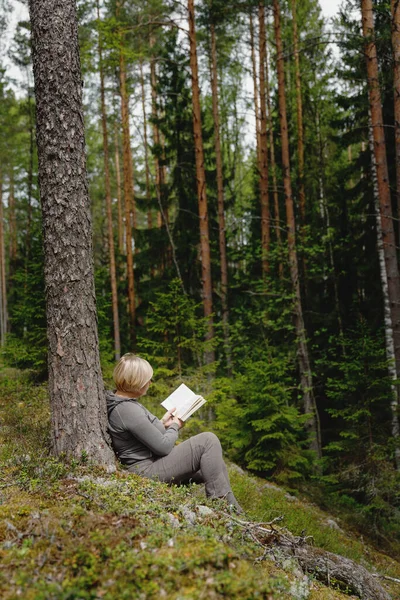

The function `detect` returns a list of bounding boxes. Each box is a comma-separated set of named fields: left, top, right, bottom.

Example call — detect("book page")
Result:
left=161, top=383, right=196, bottom=412
left=161, top=383, right=207, bottom=420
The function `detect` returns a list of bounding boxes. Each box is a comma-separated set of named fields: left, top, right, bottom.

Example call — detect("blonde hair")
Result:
left=113, top=353, right=153, bottom=394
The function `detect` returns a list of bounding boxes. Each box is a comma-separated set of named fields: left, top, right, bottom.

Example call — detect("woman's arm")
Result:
left=116, top=402, right=180, bottom=456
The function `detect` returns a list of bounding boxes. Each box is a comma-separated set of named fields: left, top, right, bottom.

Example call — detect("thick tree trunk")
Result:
left=114, top=125, right=124, bottom=256
left=362, top=0, right=400, bottom=402
left=392, top=0, right=400, bottom=244
left=210, top=23, right=232, bottom=371
left=28, top=0, right=114, bottom=466
left=258, top=3, right=270, bottom=275
left=188, top=0, right=215, bottom=362
left=97, top=0, right=121, bottom=362
left=273, top=0, right=321, bottom=457
left=119, top=48, right=136, bottom=342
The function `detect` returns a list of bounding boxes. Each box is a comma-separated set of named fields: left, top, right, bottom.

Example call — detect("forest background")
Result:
left=1, top=0, right=400, bottom=551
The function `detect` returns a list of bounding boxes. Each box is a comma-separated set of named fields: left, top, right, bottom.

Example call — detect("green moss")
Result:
left=0, top=374, right=398, bottom=600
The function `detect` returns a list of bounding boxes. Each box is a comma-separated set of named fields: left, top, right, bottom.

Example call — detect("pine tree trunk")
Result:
left=258, top=3, right=270, bottom=275
left=114, top=125, right=124, bottom=256
left=97, top=0, right=121, bottom=361
left=249, top=13, right=261, bottom=184
left=28, top=0, right=114, bottom=466
left=265, top=37, right=283, bottom=277
left=0, top=173, right=6, bottom=346
left=273, top=0, right=321, bottom=458
left=150, top=35, right=168, bottom=229
left=362, top=0, right=400, bottom=467
left=8, top=168, right=17, bottom=267
left=210, top=22, right=232, bottom=371
left=392, top=0, right=400, bottom=244
left=140, top=59, right=153, bottom=230
left=362, top=0, right=400, bottom=373
left=188, top=0, right=215, bottom=362
left=119, top=47, right=136, bottom=342
left=26, top=83, right=34, bottom=260
left=291, top=0, right=305, bottom=224
left=368, top=112, right=400, bottom=469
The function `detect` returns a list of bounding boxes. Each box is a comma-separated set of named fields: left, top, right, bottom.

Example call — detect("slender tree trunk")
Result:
left=258, top=2, right=270, bottom=275
left=273, top=0, right=321, bottom=457
left=119, top=47, right=136, bottom=342
left=291, top=0, right=305, bottom=224
left=210, top=22, right=232, bottom=371
left=249, top=13, right=261, bottom=178
left=139, top=59, right=153, bottom=230
left=8, top=169, right=17, bottom=267
left=114, top=124, right=124, bottom=256
left=0, top=173, right=6, bottom=346
left=97, top=0, right=121, bottom=361
left=150, top=35, right=168, bottom=230
left=26, top=80, right=34, bottom=259
left=392, top=0, right=400, bottom=244
left=28, top=0, right=114, bottom=466
left=368, top=112, right=400, bottom=469
left=188, top=0, right=215, bottom=362
left=362, top=0, right=400, bottom=467
left=265, top=38, right=283, bottom=277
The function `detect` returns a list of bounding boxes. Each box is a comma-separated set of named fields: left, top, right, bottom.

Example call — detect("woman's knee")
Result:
left=193, top=431, right=221, bottom=449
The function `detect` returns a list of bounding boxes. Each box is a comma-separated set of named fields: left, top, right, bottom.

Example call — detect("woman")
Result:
left=106, top=353, right=242, bottom=512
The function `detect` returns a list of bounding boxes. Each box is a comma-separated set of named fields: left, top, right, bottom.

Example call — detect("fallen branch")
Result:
left=222, top=515, right=392, bottom=600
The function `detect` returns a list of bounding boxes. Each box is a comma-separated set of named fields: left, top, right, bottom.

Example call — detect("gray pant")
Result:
left=129, top=432, right=240, bottom=509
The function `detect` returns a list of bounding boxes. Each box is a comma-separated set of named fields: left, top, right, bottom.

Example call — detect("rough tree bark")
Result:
left=249, top=13, right=261, bottom=191
left=97, top=0, right=121, bottom=361
left=210, top=21, right=232, bottom=371
left=362, top=0, right=400, bottom=455
left=258, top=2, right=270, bottom=275
left=391, top=0, right=400, bottom=243
left=273, top=0, right=321, bottom=457
left=188, top=0, right=215, bottom=362
left=28, top=0, right=115, bottom=466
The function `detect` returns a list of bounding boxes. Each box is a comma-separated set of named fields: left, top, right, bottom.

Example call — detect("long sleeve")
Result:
left=114, top=401, right=179, bottom=457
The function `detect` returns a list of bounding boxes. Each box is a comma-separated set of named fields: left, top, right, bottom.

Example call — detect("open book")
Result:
left=161, top=383, right=207, bottom=422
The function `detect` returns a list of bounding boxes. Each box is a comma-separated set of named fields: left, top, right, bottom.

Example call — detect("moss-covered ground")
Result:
left=0, top=371, right=399, bottom=599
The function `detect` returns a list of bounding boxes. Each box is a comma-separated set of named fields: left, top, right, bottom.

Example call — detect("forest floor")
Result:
left=0, top=369, right=400, bottom=600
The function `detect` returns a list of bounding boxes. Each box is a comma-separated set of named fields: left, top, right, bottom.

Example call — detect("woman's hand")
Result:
left=162, top=408, right=177, bottom=428
left=171, top=415, right=184, bottom=429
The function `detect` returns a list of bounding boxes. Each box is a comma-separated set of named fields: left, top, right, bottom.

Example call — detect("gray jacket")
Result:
left=106, top=391, right=179, bottom=467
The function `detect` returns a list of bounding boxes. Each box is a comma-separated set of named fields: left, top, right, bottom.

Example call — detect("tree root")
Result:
left=225, top=514, right=393, bottom=600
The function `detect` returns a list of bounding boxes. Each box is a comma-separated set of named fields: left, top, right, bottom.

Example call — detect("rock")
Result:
left=166, top=513, right=181, bottom=529
left=196, top=505, right=214, bottom=517
left=262, top=482, right=283, bottom=493
left=325, top=518, right=344, bottom=533
left=179, top=505, right=197, bottom=526
left=284, top=493, right=298, bottom=502
left=229, top=464, right=246, bottom=476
